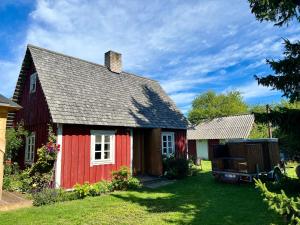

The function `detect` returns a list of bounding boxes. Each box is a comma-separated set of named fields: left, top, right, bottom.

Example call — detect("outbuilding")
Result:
left=187, top=114, right=254, bottom=161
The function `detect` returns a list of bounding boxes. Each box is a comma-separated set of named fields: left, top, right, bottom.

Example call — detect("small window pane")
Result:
left=163, top=136, right=166, bottom=141
left=163, top=147, right=167, bottom=154
left=168, top=148, right=173, bottom=154
left=104, top=135, right=110, bottom=143
left=163, top=142, right=167, bottom=148
left=95, top=152, right=101, bottom=160
left=96, top=136, right=102, bottom=143
left=104, top=152, right=110, bottom=159
left=104, top=143, right=110, bottom=151
left=95, top=144, right=102, bottom=151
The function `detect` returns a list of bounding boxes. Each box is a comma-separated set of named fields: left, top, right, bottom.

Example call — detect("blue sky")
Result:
left=1, top=0, right=299, bottom=114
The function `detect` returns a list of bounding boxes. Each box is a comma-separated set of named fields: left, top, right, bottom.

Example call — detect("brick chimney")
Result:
left=104, top=51, right=122, bottom=73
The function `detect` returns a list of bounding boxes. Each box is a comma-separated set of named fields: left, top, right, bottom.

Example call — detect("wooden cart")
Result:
left=211, top=139, right=283, bottom=183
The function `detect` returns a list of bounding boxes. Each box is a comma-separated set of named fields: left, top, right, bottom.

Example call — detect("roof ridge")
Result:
left=27, top=44, right=157, bottom=83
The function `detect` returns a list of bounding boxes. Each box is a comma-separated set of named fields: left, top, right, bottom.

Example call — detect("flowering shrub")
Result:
left=111, top=166, right=141, bottom=190
left=27, top=125, right=60, bottom=192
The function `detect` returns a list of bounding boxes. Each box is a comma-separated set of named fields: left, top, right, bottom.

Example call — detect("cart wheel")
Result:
left=273, top=168, right=282, bottom=182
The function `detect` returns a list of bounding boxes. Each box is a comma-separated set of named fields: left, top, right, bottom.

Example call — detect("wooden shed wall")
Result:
left=61, top=125, right=131, bottom=189
left=188, top=140, right=197, bottom=161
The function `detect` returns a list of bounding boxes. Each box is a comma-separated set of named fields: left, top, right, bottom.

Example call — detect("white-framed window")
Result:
left=162, top=132, right=175, bottom=157
left=90, top=130, right=115, bottom=166
left=29, top=73, right=37, bottom=93
left=25, top=133, right=35, bottom=164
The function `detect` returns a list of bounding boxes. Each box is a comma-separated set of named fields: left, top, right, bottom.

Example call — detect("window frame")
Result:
left=161, top=132, right=175, bottom=157
left=25, top=132, right=35, bottom=164
left=90, top=130, right=116, bottom=166
left=29, top=72, right=37, bottom=94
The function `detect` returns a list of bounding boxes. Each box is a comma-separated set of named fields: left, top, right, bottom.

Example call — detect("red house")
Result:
left=12, top=45, right=187, bottom=189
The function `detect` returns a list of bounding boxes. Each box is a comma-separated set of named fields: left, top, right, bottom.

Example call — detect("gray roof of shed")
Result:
left=187, top=114, right=254, bottom=140
left=13, top=45, right=187, bottom=129
left=0, top=94, right=21, bottom=109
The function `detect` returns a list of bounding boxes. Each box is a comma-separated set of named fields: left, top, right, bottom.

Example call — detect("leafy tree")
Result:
left=188, top=91, right=248, bottom=124
left=249, top=0, right=300, bottom=102
left=249, top=105, right=270, bottom=138
left=255, top=39, right=300, bottom=102
left=249, top=0, right=300, bottom=26
left=249, top=0, right=300, bottom=158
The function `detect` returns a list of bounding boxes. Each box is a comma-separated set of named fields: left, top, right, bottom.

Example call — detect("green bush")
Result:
left=32, top=188, right=79, bottom=206
left=111, top=167, right=130, bottom=190
left=5, top=123, right=28, bottom=161
left=3, top=176, right=12, bottom=191
left=74, top=181, right=112, bottom=199
left=32, top=188, right=61, bottom=206
left=127, top=177, right=142, bottom=190
left=163, top=156, right=189, bottom=179
left=74, top=182, right=93, bottom=198
left=255, top=179, right=300, bottom=225
left=19, top=168, right=33, bottom=193
left=111, top=166, right=141, bottom=190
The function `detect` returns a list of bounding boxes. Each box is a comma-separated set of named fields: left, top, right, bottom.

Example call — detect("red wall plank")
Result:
left=61, top=125, right=131, bottom=189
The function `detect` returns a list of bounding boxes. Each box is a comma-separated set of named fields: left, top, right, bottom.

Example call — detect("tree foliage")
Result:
left=254, top=101, right=300, bottom=157
left=5, top=123, right=28, bottom=161
left=255, top=39, right=300, bottom=102
left=188, top=91, right=248, bottom=124
left=255, top=179, right=300, bottom=225
left=249, top=0, right=300, bottom=26
left=249, top=105, right=269, bottom=139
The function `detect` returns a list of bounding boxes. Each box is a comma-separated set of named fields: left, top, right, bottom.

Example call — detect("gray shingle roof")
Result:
left=187, top=114, right=254, bottom=140
left=14, top=45, right=187, bottom=129
left=0, top=94, right=21, bottom=109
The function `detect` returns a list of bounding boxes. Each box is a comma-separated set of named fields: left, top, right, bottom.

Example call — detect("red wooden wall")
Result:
left=14, top=56, right=51, bottom=168
left=188, top=140, right=197, bottom=161
left=174, top=130, right=187, bottom=158
left=61, top=124, right=131, bottom=189
left=163, top=129, right=187, bottom=158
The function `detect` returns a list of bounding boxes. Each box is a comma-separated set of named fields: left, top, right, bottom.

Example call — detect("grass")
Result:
left=0, top=161, right=283, bottom=225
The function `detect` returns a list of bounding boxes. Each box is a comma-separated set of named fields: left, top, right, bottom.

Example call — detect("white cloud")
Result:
left=230, top=81, right=279, bottom=99
left=169, top=92, right=197, bottom=106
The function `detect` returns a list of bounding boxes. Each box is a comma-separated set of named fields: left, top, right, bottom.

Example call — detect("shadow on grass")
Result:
left=112, top=171, right=284, bottom=225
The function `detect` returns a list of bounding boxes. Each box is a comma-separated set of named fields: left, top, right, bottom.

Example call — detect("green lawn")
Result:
left=0, top=161, right=283, bottom=225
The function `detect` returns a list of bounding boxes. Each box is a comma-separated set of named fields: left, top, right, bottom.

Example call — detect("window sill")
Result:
left=90, top=160, right=115, bottom=166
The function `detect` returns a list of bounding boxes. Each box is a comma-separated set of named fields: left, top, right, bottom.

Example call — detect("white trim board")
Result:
left=55, top=124, right=63, bottom=188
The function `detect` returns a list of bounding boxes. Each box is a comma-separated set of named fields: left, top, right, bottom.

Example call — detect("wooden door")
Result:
left=145, top=128, right=163, bottom=176
left=132, top=129, right=145, bottom=175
